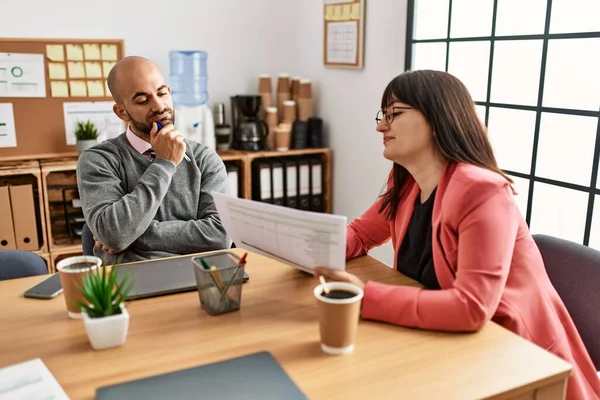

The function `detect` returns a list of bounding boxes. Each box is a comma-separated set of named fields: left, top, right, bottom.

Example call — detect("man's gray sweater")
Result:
left=76, top=133, right=232, bottom=264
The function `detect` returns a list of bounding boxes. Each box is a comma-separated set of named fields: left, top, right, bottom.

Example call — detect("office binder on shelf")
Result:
left=0, top=186, right=17, bottom=249
left=225, top=163, right=240, bottom=198
left=252, top=160, right=272, bottom=204
left=297, top=158, right=310, bottom=210
left=309, top=157, right=324, bottom=212
left=282, top=158, right=298, bottom=208
left=269, top=159, right=285, bottom=206
left=9, top=184, right=39, bottom=250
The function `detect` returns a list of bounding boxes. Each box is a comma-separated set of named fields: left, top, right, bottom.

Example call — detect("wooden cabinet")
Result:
left=0, top=148, right=332, bottom=272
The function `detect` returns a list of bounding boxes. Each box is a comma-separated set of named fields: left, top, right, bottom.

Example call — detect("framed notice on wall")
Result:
left=323, top=0, right=365, bottom=69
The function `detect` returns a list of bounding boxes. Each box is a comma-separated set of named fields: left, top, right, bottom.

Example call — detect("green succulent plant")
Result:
left=78, top=263, right=136, bottom=318
left=74, top=120, right=99, bottom=141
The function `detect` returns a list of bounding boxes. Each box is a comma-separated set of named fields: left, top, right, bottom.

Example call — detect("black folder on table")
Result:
left=309, top=157, right=324, bottom=212
left=96, top=351, right=307, bottom=400
left=269, top=159, right=285, bottom=206
left=297, top=158, right=311, bottom=211
left=252, top=160, right=272, bottom=204
left=282, top=158, right=298, bottom=208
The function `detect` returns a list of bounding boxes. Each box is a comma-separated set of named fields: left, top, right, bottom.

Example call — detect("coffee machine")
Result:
left=230, top=95, right=269, bottom=151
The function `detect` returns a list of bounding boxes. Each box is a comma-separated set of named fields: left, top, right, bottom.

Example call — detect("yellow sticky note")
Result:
left=85, top=62, right=103, bottom=78
left=48, top=63, right=66, bottom=80
left=69, top=81, right=87, bottom=97
left=333, top=5, right=342, bottom=21
left=325, top=5, right=334, bottom=21
left=46, top=45, right=64, bottom=62
left=87, top=80, right=105, bottom=97
left=67, top=62, right=86, bottom=79
left=83, top=44, right=101, bottom=60
left=50, top=81, right=69, bottom=98
left=105, top=80, right=111, bottom=97
left=66, top=44, right=84, bottom=61
left=351, top=3, right=361, bottom=20
left=342, top=4, right=351, bottom=20
left=101, top=44, right=118, bottom=61
left=102, top=61, right=116, bottom=78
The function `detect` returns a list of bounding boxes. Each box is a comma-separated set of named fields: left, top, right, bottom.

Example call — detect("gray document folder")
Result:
left=96, top=351, right=307, bottom=400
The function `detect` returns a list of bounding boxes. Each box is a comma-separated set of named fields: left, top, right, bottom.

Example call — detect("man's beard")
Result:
left=128, top=108, right=175, bottom=136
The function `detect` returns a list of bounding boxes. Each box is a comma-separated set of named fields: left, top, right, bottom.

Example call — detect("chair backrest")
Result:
left=0, top=250, right=48, bottom=280
left=81, top=223, right=95, bottom=256
left=532, top=234, right=600, bottom=370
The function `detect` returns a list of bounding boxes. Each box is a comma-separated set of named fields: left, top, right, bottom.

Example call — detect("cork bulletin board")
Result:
left=323, top=0, right=365, bottom=69
left=0, top=38, right=125, bottom=161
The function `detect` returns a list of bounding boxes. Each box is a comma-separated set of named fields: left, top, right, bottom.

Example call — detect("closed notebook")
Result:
left=96, top=351, right=307, bottom=400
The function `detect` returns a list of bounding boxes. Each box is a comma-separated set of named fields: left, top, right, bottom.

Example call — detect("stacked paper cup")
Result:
left=298, top=79, right=314, bottom=122
left=265, top=107, right=278, bottom=150
left=276, top=74, right=291, bottom=121
left=258, top=74, right=272, bottom=118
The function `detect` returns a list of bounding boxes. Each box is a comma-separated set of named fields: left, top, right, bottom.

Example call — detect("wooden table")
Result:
left=0, top=249, right=572, bottom=399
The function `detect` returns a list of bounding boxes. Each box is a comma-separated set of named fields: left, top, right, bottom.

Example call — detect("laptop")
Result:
left=96, top=351, right=307, bottom=400
left=116, top=252, right=249, bottom=300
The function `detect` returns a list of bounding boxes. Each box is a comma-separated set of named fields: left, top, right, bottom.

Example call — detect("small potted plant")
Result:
left=74, top=120, right=99, bottom=154
left=78, top=263, right=136, bottom=350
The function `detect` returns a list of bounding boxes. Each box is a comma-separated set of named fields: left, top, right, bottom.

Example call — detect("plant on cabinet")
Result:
left=74, top=120, right=99, bottom=154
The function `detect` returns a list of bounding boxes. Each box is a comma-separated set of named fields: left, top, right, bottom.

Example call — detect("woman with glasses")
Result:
left=314, top=70, right=600, bottom=399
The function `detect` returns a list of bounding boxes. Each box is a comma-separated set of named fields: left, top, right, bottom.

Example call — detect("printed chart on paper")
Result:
left=212, top=192, right=347, bottom=272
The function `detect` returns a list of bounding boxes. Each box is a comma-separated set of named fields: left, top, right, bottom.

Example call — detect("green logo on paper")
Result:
left=11, top=66, right=23, bottom=78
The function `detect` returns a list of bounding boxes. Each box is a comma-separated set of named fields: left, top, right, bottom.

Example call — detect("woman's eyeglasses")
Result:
left=375, top=107, right=412, bottom=125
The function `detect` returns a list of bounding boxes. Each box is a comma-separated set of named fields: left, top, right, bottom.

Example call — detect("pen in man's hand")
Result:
left=156, top=122, right=191, bottom=162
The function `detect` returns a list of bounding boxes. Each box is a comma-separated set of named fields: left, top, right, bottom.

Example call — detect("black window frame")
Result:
left=405, top=0, right=600, bottom=246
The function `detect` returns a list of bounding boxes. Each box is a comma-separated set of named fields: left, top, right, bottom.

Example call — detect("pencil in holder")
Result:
left=192, top=257, right=246, bottom=316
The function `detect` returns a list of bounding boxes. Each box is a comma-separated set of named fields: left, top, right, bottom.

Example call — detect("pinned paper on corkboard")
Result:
left=323, top=0, right=365, bottom=69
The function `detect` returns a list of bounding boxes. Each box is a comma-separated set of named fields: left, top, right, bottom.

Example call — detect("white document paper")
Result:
left=0, top=358, right=69, bottom=400
left=63, top=101, right=124, bottom=145
left=326, top=21, right=358, bottom=64
left=0, top=53, right=46, bottom=98
left=212, top=192, right=347, bottom=273
left=0, top=103, right=17, bottom=148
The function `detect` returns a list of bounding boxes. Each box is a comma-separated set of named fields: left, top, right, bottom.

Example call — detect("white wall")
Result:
left=297, top=0, right=409, bottom=266
left=1, top=0, right=407, bottom=266
left=0, top=0, right=301, bottom=107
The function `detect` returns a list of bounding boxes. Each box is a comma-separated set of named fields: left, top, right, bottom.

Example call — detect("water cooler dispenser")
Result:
left=169, top=50, right=215, bottom=150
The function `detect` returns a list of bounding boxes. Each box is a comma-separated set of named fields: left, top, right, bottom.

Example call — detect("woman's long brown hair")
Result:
left=378, top=70, right=514, bottom=220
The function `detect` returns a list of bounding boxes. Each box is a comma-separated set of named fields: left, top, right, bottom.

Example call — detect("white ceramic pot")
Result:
left=82, top=304, right=129, bottom=350
left=76, top=139, right=98, bottom=155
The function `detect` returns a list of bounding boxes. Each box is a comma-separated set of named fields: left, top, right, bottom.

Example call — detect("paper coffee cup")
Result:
left=266, top=107, right=278, bottom=150
left=298, top=98, right=313, bottom=121
left=291, top=76, right=301, bottom=101
left=275, top=123, right=292, bottom=151
left=298, top=79, right=313, bottom=99
left=258, top=74, right=272, bottom=93
left=56, top=256, right=102, bottom=319
left=282, top=100, right=296, bottom=124
left=276, top=73, right=290, bottom=93
left=314, top=282, right=364, bottom=355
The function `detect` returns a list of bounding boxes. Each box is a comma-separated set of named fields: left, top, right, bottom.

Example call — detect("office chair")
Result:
left=81, top=223, right=95, bottom=256
left=533, top=234, right=600, bottom=370
left=0, top=250, right=48, bottom=280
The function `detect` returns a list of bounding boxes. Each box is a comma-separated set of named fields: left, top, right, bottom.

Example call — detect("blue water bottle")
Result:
left=169, top=50, right=208, bottom=106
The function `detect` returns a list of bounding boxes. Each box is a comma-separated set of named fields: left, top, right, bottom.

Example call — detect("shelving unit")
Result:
left=40, top=158, right=81, bottom=255
left=218, top=148, right=332, bottom=212
left=1, top=148, right=332, bottom=273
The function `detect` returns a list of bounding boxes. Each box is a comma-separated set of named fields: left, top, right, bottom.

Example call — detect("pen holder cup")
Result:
left=192, top=259, right=245, bottom=316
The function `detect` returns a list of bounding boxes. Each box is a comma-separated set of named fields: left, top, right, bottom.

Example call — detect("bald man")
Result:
left=76, top=56, right=231, bottom=264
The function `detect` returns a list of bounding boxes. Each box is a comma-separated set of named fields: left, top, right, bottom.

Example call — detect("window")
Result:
left=405, top=0, right=600, bottom=247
